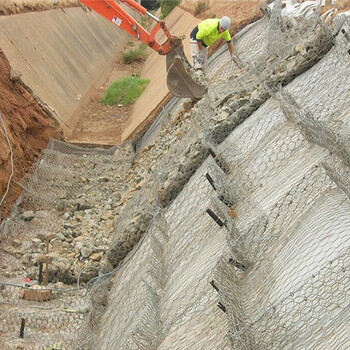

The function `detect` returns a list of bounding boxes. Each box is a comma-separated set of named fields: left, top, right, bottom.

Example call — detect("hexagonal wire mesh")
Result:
left=1, top=8, right=350, bottom=350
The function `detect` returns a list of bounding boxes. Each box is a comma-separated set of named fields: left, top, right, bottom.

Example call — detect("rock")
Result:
left=21, top=254, right=31, bottom=264
left=90, top=253, right=101, bottom=261
left=94, top=246, right=107, bottom=253
left=63, top=212, right=71, bottom=220
left=21, top=211, right=35, bottom=222
left=65, top=236, right=73, bottom=243
left=56, top=232, right=65, bottom=241
left=75, top=214, right=84, bottom=222
left=80, top=177, right=89, bottom=183
left=112, top=192, right=122, bottom=202
left=36, top=232, right=54, bottom=242
left=64, top=223, right=74, bottom=229
left=217, top=110, right=229, bottom=122
left=98, top=176, right=110, bottom=182
left=12, top=239, right=22, bottom=247
left=56, top=199, right=68, bottom=211
left=33, top=254, right=50, bottom=264
left=76, top=199, right=92, bottom=211
left=31, top=238, right=42, bottom=246
left=54, top=281, right=65, bottom=289
left=10, top=69, right=22, bottom=82
left=80, top=247, right=93, bottom=258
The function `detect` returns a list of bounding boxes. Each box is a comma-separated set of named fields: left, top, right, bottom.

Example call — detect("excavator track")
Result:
left=166, top=45, right=207, bottom=99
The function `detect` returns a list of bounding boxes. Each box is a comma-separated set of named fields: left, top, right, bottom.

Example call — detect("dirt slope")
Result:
left=0, top=49, right=61, bottom=219
left=0, top=0, right=79, bottom=15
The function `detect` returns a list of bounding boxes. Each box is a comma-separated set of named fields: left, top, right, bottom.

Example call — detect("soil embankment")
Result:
left=0, top=49, right=61, bottom=218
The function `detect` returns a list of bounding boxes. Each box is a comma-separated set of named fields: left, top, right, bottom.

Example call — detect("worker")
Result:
left=190, top=16, right=234, bottom=75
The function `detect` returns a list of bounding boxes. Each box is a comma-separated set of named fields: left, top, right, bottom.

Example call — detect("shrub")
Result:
left=157, top=0, right=179, bottom=19
left=194, top=1, right=209, bottom=16
left=101, top=76, right=150, bottom=106
left=122, top=43, right=148, bottom=64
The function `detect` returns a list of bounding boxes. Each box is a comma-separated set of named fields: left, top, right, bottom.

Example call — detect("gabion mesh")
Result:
left=1, top=9, right=350, bottom=350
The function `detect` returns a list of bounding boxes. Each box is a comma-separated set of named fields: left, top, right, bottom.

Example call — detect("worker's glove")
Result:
left=197, top=51, right=205, bottom=65
left=231, top=54, right=243, bottom=68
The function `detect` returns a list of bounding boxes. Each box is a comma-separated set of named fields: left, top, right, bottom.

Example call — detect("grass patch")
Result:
left=101, top=76, right=150, bottom=106
left=157, top=0, right=180, bottom=19
left=122, top=43, right=148, bottom=64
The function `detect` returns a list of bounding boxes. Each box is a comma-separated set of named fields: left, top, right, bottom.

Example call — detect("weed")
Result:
left=122, top=43, right=148, bottom=64
left=139, top=15, right=151, bottom=30
left=101, top=76, right=150, bottom=106
left=43, top=342, right=62, bottom=350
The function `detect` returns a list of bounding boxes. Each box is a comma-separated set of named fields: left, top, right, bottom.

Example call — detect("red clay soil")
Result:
left=0, top=49, right=61, bottom=220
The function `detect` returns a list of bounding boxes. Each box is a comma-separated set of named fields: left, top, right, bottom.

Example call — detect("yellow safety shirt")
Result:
left=196, top=18, right=231, bottom=47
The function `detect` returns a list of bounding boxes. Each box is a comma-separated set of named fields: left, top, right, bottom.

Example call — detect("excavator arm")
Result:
left=79, top=0, right=207, bottom=98
left=79, top=0, right=176, bottom=55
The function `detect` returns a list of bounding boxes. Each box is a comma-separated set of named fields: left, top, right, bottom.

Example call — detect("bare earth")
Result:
left=68, top=60, right=143, bottom=146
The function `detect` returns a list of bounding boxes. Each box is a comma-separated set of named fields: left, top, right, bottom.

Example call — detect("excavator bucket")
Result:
left=166, top=44, right=207, bottom=99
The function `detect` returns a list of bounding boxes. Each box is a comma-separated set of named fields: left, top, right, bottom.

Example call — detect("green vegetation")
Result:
left=122, top=43, right=148, bottom=64
left=157, top=0, right=180, bottom=19
left=194, top=1, right=209, bottom=16
left=139, top=14, right=151, bottom=30
left=101, top=76, right=150, bottom=106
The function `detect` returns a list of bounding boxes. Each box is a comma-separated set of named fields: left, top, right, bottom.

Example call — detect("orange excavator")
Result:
left=78, top=0, right=207, bottom=98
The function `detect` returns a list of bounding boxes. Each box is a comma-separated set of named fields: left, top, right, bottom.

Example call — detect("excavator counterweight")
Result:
left=78, top=0, right=207, bottom=99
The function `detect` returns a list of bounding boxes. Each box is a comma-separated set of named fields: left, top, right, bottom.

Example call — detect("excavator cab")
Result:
left=79, top=0, right=207, bottom=99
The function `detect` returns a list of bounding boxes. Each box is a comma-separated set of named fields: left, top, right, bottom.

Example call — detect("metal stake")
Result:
left=45, top=235, right=50, bottom=286
left=19, top=318, right=25, bottom=338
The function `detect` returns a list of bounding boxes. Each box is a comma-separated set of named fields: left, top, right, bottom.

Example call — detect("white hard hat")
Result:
left=220, top=16, right=231, bottom=31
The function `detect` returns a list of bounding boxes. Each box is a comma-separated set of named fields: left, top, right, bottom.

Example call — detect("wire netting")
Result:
left=1, top=7, right=350, bottom=349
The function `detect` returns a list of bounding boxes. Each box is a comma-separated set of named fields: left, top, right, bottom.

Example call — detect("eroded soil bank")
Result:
left=0, top=49, right=61, bottom=218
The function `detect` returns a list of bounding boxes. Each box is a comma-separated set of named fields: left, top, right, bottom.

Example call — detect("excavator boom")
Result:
left=78, top=0, right=206, bottom=98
